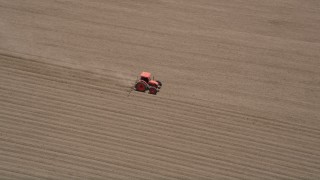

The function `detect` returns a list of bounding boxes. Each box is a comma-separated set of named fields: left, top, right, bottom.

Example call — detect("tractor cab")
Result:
left=140, top=72, right=151, bottom=83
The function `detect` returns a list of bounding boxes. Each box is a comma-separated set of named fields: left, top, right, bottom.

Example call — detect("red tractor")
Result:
left=135, top=72, right=162, bottom=95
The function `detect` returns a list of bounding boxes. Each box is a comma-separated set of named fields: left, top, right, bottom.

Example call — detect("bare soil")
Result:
left=1, top=0, right=320, bottom=179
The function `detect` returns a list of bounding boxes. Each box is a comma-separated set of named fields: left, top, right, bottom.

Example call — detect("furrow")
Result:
left=1, top=101, right=320, bottom=173
left=0, top=168, right=42, bottom=180
left=1, top=64, right=318, bottom=143
left=1, top=106, right=318, bottom=178
left=0, top=113, right=304, bottom=179
left=2, top=93, right=320, bottom=173
left=1, top=69, right=319, bottom=145
left=0, top=148, right=139, bottom=180
left=0, top=157, right=72, bottom=180
left=0, top=125, right=291, bottom=180
left=1, top=82, right=318, bottom=161
left=0, top=130, right=233, bottom=180
left=1, top=55, right=320, bottom=136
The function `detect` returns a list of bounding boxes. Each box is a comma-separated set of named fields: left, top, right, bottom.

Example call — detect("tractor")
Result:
left=134, top=72, right=162, bottom=95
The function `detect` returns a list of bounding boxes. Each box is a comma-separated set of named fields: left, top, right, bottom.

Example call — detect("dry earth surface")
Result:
left=1, top=0, right=320, bottom=179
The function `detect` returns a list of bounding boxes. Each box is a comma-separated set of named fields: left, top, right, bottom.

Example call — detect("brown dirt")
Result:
left=1, top=0, right=320, bottom=179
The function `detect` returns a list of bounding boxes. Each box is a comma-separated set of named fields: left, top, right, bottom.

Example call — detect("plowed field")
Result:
left=1, top=0, right=320, bottom=179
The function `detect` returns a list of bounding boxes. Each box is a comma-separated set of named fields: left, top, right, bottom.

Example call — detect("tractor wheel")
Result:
left=135, top=81, right=147, bottom=92
left=156, top=80, right=162, bottom=88
left=149, top=87, right=157, bottom=95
